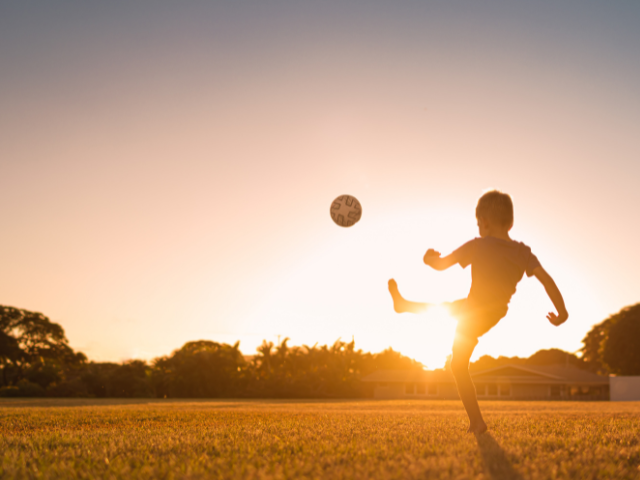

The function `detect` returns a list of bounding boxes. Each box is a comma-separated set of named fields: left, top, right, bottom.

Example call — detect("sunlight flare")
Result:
left=388, top=303, right=457, bottom=370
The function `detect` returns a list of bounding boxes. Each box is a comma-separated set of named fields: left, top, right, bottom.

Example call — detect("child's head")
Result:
left=476, top=190, right=513, bottom=236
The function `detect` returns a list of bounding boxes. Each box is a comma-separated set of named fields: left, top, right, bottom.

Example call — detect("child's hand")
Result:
left=547, top=311, right=568, bottom=326
left=423, top=249, right=441, bottom=266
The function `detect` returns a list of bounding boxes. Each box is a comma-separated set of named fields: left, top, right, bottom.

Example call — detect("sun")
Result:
left=389, top=303, right=458, bottom=370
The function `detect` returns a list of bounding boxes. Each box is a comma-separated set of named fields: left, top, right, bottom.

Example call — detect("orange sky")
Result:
left=1, top=2, right=639, bottom=368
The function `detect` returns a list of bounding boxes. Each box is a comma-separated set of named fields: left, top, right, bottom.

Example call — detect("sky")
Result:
left=1, top=1, right=639, bottom=369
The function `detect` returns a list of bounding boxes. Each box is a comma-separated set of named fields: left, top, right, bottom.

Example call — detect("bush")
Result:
left=0, top=381, right=46, bottom=397
left=0, top=386, right=20, bottom=397
left=17, top=380, right=46, bottom=397
left=46, top=378, right=90, bottom=398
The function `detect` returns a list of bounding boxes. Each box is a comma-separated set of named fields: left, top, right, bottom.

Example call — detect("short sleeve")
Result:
left=525, top=253, right=541, bottom=277
left=452, top=239, right=477, bottom=268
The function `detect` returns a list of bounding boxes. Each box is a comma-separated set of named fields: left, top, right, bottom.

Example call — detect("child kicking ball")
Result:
left=388, top=190, right=568, bottom=434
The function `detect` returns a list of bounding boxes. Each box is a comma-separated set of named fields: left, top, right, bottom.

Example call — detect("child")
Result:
left=388, top=190, right=568, bottom=434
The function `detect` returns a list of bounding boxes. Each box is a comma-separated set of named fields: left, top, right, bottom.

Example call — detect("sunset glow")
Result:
left=397, top=305, right=458, bottom=368
left=1, top=1, right=638, bottom=368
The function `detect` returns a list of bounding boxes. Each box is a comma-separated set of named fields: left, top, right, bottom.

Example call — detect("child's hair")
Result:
left=476, top=190, right=514, bottom=227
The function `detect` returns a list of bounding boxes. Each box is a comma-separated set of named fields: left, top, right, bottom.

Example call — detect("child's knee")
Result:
left=450, top=357, right=469, bottom=377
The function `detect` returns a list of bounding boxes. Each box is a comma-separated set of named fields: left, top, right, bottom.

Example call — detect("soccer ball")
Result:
left=330, top=195, right=362, bottom=227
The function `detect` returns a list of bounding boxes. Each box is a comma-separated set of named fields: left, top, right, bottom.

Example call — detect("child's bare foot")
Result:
left=467, top=421, right=488, bottom=435
left=388, top=279, right=408, bottom=313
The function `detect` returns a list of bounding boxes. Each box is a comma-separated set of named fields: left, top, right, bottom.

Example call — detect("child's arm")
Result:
left=533, top=267, right=569, bottom=326
left=423, top=249, right=460, bottom=271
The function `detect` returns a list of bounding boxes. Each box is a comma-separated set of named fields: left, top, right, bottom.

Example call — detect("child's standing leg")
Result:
left=450, top=333, right=487, bottom=434
left=388, top=280, right=488, bottom=434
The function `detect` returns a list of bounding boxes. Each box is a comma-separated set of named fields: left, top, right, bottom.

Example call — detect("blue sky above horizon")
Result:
left=1, top=1, right=639, bottom=368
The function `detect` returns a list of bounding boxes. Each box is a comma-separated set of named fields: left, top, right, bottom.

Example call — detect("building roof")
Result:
left=472, top=364, right=609, bottom=385
left=361, top=364, right=609, bottom=385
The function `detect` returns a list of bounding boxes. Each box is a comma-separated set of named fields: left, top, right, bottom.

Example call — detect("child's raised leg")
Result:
left=388, top=279, right=434, bottom=314
left=450, top=333, right=487, bottom=434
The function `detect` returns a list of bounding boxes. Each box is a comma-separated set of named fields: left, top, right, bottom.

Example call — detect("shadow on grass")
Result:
left=476, top=433, right=523, bottom=480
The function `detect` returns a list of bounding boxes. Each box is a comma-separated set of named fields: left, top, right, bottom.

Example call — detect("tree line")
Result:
left=1, top=303, right=639, bottom=398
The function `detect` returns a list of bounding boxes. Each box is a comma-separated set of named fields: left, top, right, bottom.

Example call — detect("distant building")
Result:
left=610, top=377, right=640, bottom=401
left=361, top=364, right=610, bottom=400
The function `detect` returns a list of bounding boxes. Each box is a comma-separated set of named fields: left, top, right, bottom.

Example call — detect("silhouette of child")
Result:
left=388, top=190, right=568, bottom=434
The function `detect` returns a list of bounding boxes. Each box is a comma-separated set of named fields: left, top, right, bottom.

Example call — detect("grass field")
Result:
left=1, top=399, right=639, bottom=479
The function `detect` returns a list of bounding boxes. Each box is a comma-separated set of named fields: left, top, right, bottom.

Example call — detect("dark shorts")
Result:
left=446, top=299, right=507, bottom=346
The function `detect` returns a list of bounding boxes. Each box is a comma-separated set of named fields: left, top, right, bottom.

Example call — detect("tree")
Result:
left=244, top=339, right=424, bottom=398
left=108, top=360, right=154, bottom=397
left=363, top=347, right=424, bottom=375
left=78, top=362, right=121, bottom=397
left=601, top=304, right=640, bottom=375
left=580, top=320, right=612, bottom=374
left=526, top=349, right=583, bottom=368
left=0, top=305, right=86, bottom=388
left=152, top=340, right=246, bottom=398
left=469, top=355, right=526, bottom=372
left=0, top=330, right=22, bottom=385
left=469, top=349, right=586, bottom=372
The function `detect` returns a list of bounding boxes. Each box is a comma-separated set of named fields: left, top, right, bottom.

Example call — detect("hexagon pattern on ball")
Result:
left=330, top=195, right=362, bottom=227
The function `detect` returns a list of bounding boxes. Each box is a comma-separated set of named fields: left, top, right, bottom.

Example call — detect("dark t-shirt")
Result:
left=453, top=237, right=541, bottom=313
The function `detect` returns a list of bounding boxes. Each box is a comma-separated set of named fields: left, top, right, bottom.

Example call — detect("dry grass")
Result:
left=1, top=399, right=639, bottom=479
